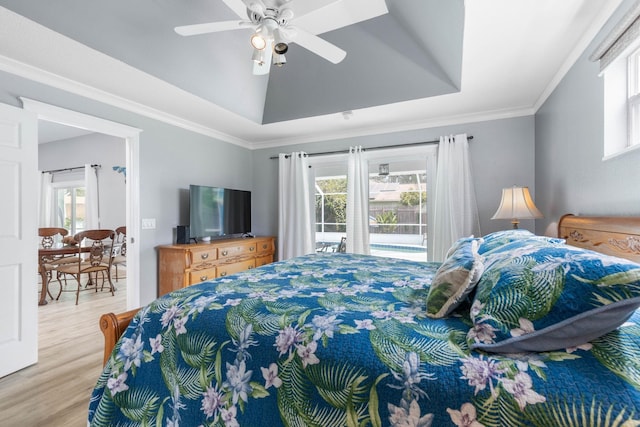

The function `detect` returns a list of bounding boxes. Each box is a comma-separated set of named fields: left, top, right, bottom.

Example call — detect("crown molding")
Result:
left=0, top=53, right=253, bottom=149
left=533, top=0, right=624, bottom=112
left=248, top=106, right=535, bottom=150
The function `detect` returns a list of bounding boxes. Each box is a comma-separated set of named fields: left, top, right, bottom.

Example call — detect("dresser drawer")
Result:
left=189, top=247, right=217, bottom=266
left=255, top=255, right=273, bottom=267
left=188, top=266, right=217, bottom=285
left=256, top=239, right=275, bottom=256
left=217, top=259, right=255, bottom=278
left=218, top=241, right=256, bottom=260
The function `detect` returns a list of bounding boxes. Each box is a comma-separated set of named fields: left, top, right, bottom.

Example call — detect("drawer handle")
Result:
left=249, top=247, right=254, bottom=252
left=221, top=250, right=228, bottom=256
left=199, top=275, right=208, bottom=281
left=220, top=271, right=227, bottom=277
left=262, top=244, right=267, bottom=249
left=248, top=265, right=253, bottom=269
left=201, top=253, right=209, bottom=260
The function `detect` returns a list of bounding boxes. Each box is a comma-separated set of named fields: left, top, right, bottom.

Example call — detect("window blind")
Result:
left=590, top=0, right=640, bottom=72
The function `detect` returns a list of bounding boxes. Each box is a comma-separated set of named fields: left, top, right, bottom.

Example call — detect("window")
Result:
left=314, top=154, right=433, bottom=261
left=52, top=182, right=86, bottom=235
left=593, top=3, right=640, bottom=159
left=628, top=47, right=640, bottom=148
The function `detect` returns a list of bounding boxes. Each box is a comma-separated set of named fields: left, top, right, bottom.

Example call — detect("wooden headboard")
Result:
left=99, top=214, right=640, bottom=366
left=558, top=214, right=640, bottom=263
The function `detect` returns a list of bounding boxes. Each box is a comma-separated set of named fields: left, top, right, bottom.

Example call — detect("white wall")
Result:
left=38, top=133, right=126, bottom=231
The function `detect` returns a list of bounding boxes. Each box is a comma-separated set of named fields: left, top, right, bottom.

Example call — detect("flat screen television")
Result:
left=189, top=185, right=251, bottom=240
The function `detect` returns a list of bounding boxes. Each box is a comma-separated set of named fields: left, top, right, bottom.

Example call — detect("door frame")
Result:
left=22, top=97, right=142, bottom=309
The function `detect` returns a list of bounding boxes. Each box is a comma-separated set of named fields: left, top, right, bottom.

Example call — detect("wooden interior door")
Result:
left=0, top=102, right=38, bottom=378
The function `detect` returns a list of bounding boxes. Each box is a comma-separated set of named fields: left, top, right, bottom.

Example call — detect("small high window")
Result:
left=591, top=3, right=640, bottom=159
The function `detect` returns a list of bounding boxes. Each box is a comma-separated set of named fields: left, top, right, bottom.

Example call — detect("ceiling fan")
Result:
left=174, top=0, right=388, bottom=75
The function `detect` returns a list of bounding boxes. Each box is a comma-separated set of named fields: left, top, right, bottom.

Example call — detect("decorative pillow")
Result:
left=478, top=229, right=565, bottom=254
left=468, top=241, right=640, bottom=353
left=426, top=237, right=484, bottom=318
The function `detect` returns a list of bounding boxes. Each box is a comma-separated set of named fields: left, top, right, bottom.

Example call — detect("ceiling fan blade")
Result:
left=247, top=1, right=266, bottom=17
left=291, top=28, right=346, bottom=64
left=221, top=0, right=250, bottom=19
left=291, top=0, right=388, bottom=35
left=175, top=20, right=249, bottom=36
left=284, top=0, right=340, bottom=22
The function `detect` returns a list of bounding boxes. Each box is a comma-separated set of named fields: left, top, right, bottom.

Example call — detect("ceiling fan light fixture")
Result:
left=273, top=28, right=288, bottom=55
left=274, top=42, right=288, bottom=55
left=250, top=31, right=267, bottom=50
left=252, top=48, right=267, bottom=65
left=273, top=52, right=286, bottom=67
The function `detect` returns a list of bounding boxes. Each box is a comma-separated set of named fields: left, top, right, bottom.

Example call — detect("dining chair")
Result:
left=38, top=227, right=74, bottom=298
left=112, top=226, right=127, bottom=282
left=56, top=229, right=116, bottom=305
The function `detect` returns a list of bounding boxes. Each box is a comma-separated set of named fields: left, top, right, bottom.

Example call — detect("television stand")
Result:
left=157, top=236, right=275, bottom=297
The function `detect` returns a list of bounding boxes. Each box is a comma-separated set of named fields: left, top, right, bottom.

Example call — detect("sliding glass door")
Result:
left=53, top=183, right=85, bottom=235
left=312, top=147, right=435, bottom=261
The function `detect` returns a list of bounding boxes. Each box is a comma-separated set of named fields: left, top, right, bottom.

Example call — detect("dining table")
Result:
left=38, top=245, right=89, bottom=305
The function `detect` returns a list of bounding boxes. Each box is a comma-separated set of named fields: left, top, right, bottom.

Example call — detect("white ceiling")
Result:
left=0, top=0, right=625, bottom=148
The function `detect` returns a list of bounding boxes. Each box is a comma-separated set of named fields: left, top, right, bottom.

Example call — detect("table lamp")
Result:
left=491, top=186, right=543, bottom=229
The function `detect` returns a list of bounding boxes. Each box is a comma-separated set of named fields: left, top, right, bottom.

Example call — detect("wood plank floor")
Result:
left=0, top=275, right=128, bottom=427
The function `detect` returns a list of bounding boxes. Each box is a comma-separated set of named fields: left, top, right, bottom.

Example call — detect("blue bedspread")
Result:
left=88, top=253, right=640, bottom=426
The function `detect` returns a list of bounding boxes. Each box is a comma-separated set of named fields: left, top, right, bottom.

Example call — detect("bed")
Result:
left=89, top=214, right=640, bottom=426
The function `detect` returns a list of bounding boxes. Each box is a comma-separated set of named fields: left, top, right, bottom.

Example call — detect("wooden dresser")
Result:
left=157, top=236, right=275, bottom=296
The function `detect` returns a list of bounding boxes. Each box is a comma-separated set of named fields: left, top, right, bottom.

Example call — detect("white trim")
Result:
left=0, top=55, right=251, bottom=148
left=22, top=98, right=142, bottom=310
left=251, top=107, right=534, bottom=150
left=21, top=98, right=140, bottom=137
left=602, top=140, right=640, bottom=160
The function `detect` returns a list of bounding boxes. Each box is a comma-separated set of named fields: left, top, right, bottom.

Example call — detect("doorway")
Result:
left=23, top=97, right=141, bottom=310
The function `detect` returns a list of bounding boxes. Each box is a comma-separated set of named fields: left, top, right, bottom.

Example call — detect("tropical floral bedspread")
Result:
left=88, top=253, right=640, bottom=426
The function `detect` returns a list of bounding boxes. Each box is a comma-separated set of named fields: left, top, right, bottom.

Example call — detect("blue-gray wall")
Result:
left=251, top=116, right=537, bottom=240
left=535, top=0, right=640, bottom=235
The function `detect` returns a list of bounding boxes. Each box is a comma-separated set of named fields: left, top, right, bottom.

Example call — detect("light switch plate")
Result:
left=141, top=218, right=156, bottom=229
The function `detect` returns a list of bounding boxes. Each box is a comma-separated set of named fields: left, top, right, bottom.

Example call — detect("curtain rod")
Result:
left=41, top=164, right=101, bottom=174
left=269, top=135, right=473, bottom=159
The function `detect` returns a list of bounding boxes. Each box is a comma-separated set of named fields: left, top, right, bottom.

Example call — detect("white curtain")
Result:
left=431, top=134, right=480, bottom=261
left=38, top=172, right=54, bottom=227
left=278, top=152, right=314, bottom=260
left=85, top=164, right=100, bottom=229
left=346, top=146, right=370, bottom=254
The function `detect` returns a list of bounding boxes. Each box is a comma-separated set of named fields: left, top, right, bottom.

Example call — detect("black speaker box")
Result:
left=176, top=225, right=190, bottom=244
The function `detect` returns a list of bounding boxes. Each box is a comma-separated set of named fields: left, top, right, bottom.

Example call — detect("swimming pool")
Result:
left=315, top=241, right=427, bottom=261
left=369, top=243, right=426, bottom=253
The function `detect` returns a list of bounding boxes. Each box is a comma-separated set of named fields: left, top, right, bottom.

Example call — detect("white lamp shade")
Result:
left=491, top=186, right=543, bottom=221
